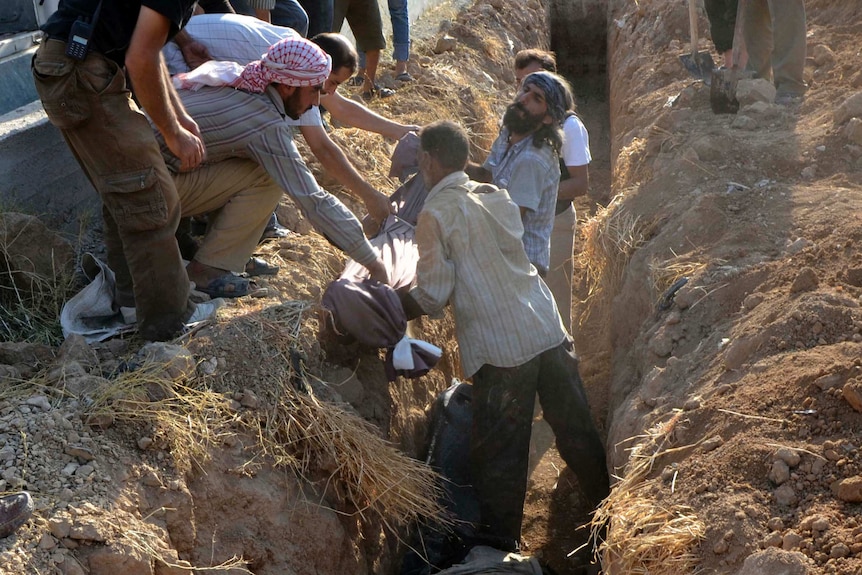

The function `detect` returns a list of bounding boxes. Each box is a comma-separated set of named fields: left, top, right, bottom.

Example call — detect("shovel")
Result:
left=679, top=0, right=715, bottom=84
left=710, top=0, right=755, bottom=113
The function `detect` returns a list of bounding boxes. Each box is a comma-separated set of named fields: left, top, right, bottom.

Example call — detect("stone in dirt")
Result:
left=734, top=548, right=812, bottom=575
left=790, top=267, right=819, bottom=294
left=736, top=78, right=776, bottom=107
left=832, top=476, right=862, bottom=503
left=844, top=118, right=862, bottom=146
left=834, top=91, right=862, bottom=126
left=846, top=267, right=862, bottom=287
left=434, top=35, right=457, bottom=54
left=768, top=460, right=790, bottom=485
left=0, top=341, right=54, bottom=366
left=88, top=547, right=151, bottom=575
left=137, top=343, right=196, bottom=382
left=842, top=380, right=862, bottom=412
left=58, top=334, right=100, bottom=370
left=811, top=44, right=836, bottom=67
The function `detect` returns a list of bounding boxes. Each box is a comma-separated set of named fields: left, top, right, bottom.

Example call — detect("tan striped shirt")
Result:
left=156, top=85, right=377, bottom=267
left=409, top=171, right=567, bottom=377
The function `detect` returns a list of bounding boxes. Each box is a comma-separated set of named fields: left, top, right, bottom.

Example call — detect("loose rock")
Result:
left=790, top=267, right=819, bottom=294
left=834, top=91, right=862, bottom=126
left=832, top=476, right=862, bottom=502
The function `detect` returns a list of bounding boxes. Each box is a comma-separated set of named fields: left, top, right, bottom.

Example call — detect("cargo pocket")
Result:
left=32, top=55, right=91, bottom=129
left=101, top=168, right=169, bottom=233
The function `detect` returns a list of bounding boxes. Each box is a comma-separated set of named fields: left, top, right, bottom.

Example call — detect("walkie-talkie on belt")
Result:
left=65, top=1, right=103, bottom=61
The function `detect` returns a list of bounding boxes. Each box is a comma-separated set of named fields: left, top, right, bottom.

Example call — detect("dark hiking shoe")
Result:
left=0, top=491, right=33, bottom=538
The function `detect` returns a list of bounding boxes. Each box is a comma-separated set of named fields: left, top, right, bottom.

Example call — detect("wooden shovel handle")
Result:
left=688, top=0, right=699, bottom=57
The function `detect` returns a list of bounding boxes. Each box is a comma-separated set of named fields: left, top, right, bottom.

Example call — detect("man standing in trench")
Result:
left=466, top=71, right=572, bottom=279
left=513, top=49, right=593, bottom=333
left=406, top=120, right=610, bottom=552
left=33, top=0, right=211, bottom=340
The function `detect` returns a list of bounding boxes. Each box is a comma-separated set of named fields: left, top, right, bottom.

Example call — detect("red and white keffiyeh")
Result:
left=173, top=36, right=332, bottom=93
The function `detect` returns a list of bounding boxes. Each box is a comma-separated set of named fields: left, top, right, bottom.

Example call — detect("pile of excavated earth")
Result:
left=2, top=0, right=862, bottom=574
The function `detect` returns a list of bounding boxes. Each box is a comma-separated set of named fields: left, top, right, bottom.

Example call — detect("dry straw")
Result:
left=649, top=254, right=707, bottom=306
left=576, top=194, right=646, bottom=337
left=87, top=306, right=446, bottom=531
left=0, top=236, right=78, bottom=346
left=591, top=413, right=706, bottom=574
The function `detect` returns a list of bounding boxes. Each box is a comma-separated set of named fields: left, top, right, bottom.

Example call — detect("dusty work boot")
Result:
left=0, top=491, right=33, bottom=538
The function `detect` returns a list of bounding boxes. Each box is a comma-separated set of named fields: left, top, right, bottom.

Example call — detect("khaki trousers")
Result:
left=545, top=204, right=576, bottom=334
left=175, top=159, right=282, bottom=272
left=743, top=0, right=807, bottom=96
left=32, top=39, right=192, bottom=340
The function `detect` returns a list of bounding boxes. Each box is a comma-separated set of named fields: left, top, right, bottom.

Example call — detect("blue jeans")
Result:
left=299, top=0, right=333, bottom=38
left=359, top=0, right=409, bottom=67
left=230, top=0, right=309, bottom=37
left=388, top=0, right=410, bottom=62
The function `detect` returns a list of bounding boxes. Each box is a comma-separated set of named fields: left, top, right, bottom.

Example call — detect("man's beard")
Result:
left=502, top=102, right=543, bottom=135
left=284, top=90, right=309, bottom=120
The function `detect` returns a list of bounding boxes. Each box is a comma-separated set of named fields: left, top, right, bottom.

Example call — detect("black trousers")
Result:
left=470, top=340, right=610, bottom=546
left=704, top=0, right=739, bottom=53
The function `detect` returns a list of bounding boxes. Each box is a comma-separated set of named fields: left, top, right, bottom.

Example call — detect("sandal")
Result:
left=347, top=75, right=365, bottom=87
left=395, top=72, right=414, bottom=82
left=197, top=274, right=251, bottom=298
left=244, top=256, right=279, bottom=276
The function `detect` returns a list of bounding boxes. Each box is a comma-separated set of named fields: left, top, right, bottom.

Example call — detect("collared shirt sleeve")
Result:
left=247, top=123, right=378, bottom=267
left=409, top=209, right=455, bottom=315
left=504, top=153, right=548, bottom=212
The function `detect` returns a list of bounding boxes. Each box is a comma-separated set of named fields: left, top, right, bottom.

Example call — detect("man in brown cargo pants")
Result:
left=33, top=0, right=208, bottom=340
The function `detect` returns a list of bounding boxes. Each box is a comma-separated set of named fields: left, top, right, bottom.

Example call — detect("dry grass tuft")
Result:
left=87, top=304, right=445, bottom=530
left=649, top=256, right=707, bottom=306
left=0, top=244, right=78, bottom=346
left=112, top=522, right=253, bottom=574
left=576, top=194, right=647, bottom=337
left=591, top=413, right=706, bottom=574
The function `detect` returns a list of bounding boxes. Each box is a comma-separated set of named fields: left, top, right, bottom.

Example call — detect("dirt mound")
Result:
left=3, top=0, right=862, bottom=573
left=590, top=1, right=862, bottom=573
left=0, top=1, right=553, bottom=574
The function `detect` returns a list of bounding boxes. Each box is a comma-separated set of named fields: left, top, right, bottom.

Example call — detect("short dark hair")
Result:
left=514, top=49, right=557, bottom=73
left=311, top=33, right=358, bottom=74
left=420, top=121, right=470, bottom=172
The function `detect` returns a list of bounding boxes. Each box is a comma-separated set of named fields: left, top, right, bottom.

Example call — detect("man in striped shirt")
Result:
left=406, top=121, right=609, bottom=552
left=154, top=36, right=388, bottom=297
left=163, top=14, right=416, bottom=241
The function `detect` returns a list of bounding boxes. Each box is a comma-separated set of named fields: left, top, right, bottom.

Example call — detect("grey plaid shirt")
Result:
left=483, top=126, right=560, bottom=275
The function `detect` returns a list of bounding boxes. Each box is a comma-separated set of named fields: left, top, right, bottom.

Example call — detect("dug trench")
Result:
left=3, top=1, right=862, bottom=575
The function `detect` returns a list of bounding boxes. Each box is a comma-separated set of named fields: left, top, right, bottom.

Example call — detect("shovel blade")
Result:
left=680, top=51, right=716, bottom=85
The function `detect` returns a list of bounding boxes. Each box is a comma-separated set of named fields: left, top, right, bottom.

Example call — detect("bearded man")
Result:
left=467, top=71, right=572, bottom=277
